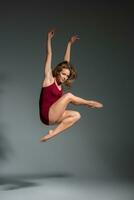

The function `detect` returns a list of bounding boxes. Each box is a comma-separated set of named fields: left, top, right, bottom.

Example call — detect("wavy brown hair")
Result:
left=52, top=61, right=77, bottom=87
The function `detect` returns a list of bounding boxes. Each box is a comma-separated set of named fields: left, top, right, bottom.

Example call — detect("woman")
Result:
left=39, top=29, right=103, bottom=142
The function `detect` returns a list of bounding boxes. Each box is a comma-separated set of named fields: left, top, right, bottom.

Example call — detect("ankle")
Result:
left=48, top=130, right=53, bottom=136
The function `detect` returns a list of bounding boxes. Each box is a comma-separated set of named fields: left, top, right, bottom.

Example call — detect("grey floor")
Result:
left=0, top=174, right=134, bottom=200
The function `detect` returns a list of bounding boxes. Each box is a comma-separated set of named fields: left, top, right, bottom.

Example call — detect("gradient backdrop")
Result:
left=0, top=0, right=133, bottom=180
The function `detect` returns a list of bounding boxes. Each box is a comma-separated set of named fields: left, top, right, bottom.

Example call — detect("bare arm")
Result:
left=64, top=35, right=79, bottom=62
left=44, top=29, right=55, bottom=79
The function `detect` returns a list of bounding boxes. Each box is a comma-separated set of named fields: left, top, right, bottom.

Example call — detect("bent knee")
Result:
left=73, top=111, right=81, bottom=121
left=64, top=92, right=74, bottom=100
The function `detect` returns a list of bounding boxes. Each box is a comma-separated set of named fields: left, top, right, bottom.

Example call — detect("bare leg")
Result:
left=70, top=95, right=103, bottom=108
left=40, top=111, right=80, bottom=142
left=48, top=92, right=103, bottom=125
left=40, top=92, right=103, bottom=142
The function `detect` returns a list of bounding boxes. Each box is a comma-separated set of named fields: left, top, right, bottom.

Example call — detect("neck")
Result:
left=55, top=77, right=62, bottom=86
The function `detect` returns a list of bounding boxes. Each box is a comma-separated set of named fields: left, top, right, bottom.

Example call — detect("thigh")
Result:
left=48, top=93, right=71, bottom=124
left=56, top=110, right=79, bottom=124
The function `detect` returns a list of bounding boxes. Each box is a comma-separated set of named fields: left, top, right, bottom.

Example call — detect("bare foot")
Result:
left=40, top=130, right=53, bottom=142
left=87, top=101, right=103, bottom=108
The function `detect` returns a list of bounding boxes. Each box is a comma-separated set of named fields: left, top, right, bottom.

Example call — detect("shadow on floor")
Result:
left=0, top=177, right=38, bottom=190
left=0, top=172, right=74, bottom=190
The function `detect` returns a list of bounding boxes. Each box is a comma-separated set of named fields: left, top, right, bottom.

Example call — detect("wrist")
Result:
left=47, top=36, right=52, bottom=40
left=68, top=41, right=72, bottom=45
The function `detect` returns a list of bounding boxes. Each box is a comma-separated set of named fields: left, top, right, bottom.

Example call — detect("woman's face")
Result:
left=58, top=68, right=70, bottom=83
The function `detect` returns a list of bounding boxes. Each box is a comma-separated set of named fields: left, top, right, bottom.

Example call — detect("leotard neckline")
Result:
left=42, top=80, right=62, bottom=91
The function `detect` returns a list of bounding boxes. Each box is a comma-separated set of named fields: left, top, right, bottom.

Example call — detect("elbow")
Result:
left=64, top=58, right=70, bottom=63
left=47, top=52, right=52, bottom=56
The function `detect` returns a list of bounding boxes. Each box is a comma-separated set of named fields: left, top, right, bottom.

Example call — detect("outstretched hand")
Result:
left=47, top=28, right=56, bottom=39
left=69, top=35, right=80, bottom=44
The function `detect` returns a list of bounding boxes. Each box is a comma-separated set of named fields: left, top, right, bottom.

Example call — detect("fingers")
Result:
left=71, top=34, right=80, bottom=39
left=70, top=34, right=80, bottom=43
left=48, top=28, right=56, bottom=38
left=51, top=28, right=56, bottom=35
left=47, top=30, right=80, bottom=42
left=74, top=35, right=80, bottom=39
left=48, top=28, right=56, bottom=33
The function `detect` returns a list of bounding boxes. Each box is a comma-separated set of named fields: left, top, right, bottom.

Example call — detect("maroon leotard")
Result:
left=39, top=80, right=63, bottom=125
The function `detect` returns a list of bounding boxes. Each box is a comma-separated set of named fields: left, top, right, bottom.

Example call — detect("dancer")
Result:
left=39, top=29, right=103, bottom=142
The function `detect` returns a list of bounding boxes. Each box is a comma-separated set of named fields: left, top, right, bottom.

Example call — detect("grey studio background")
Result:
left=0, top=0, right=134, bottom=184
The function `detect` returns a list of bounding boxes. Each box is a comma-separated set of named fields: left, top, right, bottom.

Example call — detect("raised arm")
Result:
left=64, top=35, right=79, bottom=62
left=44, top=29, right=55, bottom=79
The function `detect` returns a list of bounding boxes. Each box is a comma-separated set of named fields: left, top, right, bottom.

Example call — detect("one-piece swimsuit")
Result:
left=39, top=81, right=63, bottom=125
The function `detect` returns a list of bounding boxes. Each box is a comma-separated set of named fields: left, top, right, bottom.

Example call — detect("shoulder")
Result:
left=42, top=76, right=55, bottom=87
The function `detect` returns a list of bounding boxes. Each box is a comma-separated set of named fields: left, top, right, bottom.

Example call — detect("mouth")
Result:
left=61, top=78, right=65, bottom=82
